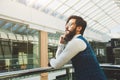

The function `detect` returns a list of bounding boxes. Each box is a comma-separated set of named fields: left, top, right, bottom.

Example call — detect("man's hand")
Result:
left=59, top=35, right=66, bottom=44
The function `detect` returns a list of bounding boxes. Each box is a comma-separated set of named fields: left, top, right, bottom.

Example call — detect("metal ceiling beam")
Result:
left=62, top=0, right=80, bottom=14
left=53, top=0, right=69, bottom=17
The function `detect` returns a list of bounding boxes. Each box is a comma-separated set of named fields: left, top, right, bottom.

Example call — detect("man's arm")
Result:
left=50, top=38, right=87, bottom=69
left=55, top=35, right=66, bottom=58
left=55, top=44, right=65, bottom=58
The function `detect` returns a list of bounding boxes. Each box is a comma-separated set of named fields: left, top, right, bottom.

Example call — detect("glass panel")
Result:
left=111, top=12, right=120, bottom=21
left=100, top=28, right=109, bottom=33
left=108, top=9, right=119, bottom=18
left=116, top=15, right=120, bottom=21
left=11, top=25, right=28, bottom=70
left=73, top=12, right=81, bottom=16
left=33, top=0, right=53, bottom=10
left=72, top=0, right=89, bottom=10
left=87, top=20, right=96, bottom=27
left=104, top=4, right=117, bottom=12
left=101, top=1, right=114, bottom=10
left=84, top=5, right=98, bottom=16
left=0, top=19, right=40, bottom=72
left=91, top=0, right=101, bottom=4
left=89, top=10, right=103, bottom=20
left=97, top=14, right=108, bottom=22
left=106, top=21, right=116, bottom=28
left=48, top=32, right=62, bottom=59
left=56, top=5, right=69, bottom=14
left=34, top=0, right=52, bottom=7
left=27, top=28, right=39, bottom=68
left=78, top=2, right=94, bottom=13
left=65, top=0, right=79, bottom=6
left=47, top=0, right=62, bottom=11
left=106, top=22, right=117, bottom=29
left=93, top=24, right=103, bottom=30
left=97, top=0, right=109, bottom=7
left=64, top=9, right=75, bottom=17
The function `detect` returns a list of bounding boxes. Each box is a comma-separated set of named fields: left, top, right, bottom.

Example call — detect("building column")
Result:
left=39, top=31, right=48, bottom=80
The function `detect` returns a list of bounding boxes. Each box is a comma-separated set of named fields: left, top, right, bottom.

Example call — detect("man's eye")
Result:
left=69, top=23, right=72, bottom=26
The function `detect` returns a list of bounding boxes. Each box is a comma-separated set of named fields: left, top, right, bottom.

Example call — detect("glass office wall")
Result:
left=48, top=32, right=62, bottom=59
left=90, top=41, right=107, bottom=63
left=0, top=19, right=39, bottom=72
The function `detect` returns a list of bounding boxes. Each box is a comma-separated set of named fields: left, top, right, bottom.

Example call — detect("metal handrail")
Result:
left=0, top=64, right=120, bottom=79
left=0, top=64, right=73, bottom=79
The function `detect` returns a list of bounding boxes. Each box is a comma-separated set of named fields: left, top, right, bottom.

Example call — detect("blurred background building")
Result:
left=0, top=0, right=120, bottom=80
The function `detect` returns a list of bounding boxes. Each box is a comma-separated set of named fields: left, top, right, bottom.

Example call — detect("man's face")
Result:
left=64, top=19, right=77, bottom=42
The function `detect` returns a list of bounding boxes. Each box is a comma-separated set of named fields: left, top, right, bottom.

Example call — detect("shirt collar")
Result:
left=73, top=34, right=82, bottom=39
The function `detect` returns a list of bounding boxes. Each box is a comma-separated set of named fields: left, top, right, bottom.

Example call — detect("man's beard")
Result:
left=64, top=29, right=76, bottom=42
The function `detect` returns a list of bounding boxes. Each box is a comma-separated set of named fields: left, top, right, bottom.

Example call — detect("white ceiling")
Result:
left=17, top=0, right=120, bottom=38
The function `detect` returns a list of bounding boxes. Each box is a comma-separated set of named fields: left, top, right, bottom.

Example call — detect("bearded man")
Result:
left=49, top=15, right=107, bottom=80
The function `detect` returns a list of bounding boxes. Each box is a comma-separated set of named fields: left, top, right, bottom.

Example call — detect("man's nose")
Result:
left=65, top=24, right=69, bottom=29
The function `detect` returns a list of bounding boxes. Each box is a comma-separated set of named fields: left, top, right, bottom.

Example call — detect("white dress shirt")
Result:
left=50, top=34, right=87, bottom=69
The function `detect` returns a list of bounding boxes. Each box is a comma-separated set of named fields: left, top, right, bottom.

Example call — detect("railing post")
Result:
left=39, top=31, right=48, bottom=80
left=66, top=68, right=71, bottom=80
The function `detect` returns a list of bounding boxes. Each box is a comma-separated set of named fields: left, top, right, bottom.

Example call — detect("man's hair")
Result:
left=66, top=15, right=87, bottom=35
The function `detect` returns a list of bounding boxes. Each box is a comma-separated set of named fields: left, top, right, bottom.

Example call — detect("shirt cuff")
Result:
left=50, top=58, right=58, bottom=69
left=58, top=44, right=65, bottom=48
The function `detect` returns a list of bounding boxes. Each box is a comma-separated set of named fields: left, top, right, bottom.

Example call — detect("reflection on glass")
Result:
left=48, top=32, right=62, bottom=59
left=0, top=19, right=39, bottom=72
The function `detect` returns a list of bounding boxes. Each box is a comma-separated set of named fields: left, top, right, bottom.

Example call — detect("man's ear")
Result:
left=77, top=26, right=82, bottom=32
